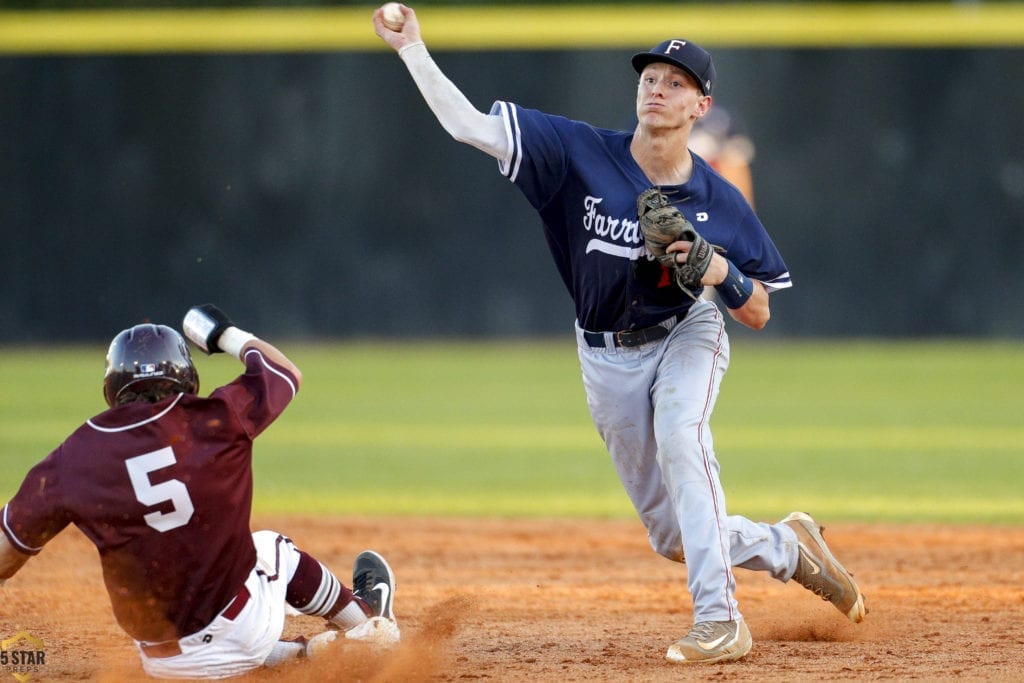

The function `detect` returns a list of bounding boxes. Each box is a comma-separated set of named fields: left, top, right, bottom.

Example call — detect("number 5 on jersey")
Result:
left=126, top=447, right=195, bottom=532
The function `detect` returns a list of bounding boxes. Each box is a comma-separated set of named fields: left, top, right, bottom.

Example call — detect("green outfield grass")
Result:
left=1, top=339, right=1021, bottom=524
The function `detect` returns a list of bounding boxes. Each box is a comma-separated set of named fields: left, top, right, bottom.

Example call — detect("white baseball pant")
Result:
left=576, top=300, right=797, bottom=623
left=136, top=530, right=301, bottom=679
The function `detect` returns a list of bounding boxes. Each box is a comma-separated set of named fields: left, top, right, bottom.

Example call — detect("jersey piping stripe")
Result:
left=762, top=273, right=793, bottom=293
left=506, top=103, right=525, bottom=184
left=492, top=101, right=512, bottom=179
left=86, top=393, right=185, bottom=433
left=243, top=348, right=297, bottom=398
left=2, top=504, right=42, bottom=554
left=511, top=105, right=524, bottom=183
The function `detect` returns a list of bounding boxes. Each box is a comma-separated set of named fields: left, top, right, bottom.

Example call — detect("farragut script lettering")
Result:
left=583, top=196, right=640, bottom=244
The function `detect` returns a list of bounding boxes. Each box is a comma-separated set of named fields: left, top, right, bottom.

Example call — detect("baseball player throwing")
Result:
left=374, top=5, right=865, bottom=664
left=0, top=307, right=399, bottom=679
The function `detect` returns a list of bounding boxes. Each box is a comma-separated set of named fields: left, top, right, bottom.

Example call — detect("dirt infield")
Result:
left=2, top=516, right=1022, bottom=682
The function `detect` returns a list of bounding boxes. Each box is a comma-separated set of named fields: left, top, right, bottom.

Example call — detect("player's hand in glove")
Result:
left=637, top=187, right=719, bottom=296
left=182, top=304, right=255, bottom=359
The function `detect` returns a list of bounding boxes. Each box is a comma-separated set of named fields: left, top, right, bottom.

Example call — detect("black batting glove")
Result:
left=182, top=303, right=235, bottom=354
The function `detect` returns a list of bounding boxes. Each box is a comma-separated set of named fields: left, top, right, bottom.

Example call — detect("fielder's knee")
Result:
left=649, top=534, right=685, bottom=563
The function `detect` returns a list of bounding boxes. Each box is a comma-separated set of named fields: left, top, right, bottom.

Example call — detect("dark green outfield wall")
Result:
left=2, top=45, right=1022, bottom=341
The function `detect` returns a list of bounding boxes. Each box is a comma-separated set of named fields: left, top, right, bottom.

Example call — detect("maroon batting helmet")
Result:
left=103, top=324, right=199, bottom=407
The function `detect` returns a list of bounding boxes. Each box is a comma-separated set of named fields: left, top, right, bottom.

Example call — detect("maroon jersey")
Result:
left=1, top=348, right=298, bottom=642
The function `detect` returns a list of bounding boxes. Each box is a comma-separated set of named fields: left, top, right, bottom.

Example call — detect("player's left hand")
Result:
left=637, top=187, right=719, bottom=293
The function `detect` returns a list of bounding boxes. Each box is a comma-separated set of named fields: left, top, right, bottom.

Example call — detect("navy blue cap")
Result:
left=632, top=39, right=716, bottom=95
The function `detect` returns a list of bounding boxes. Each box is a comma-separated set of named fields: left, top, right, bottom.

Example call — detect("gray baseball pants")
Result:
left=576, top=300, right=798, bottom=623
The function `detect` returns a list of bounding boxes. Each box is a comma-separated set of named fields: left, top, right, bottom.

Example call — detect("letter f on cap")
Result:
left=665, top=39, right=687, bottom=54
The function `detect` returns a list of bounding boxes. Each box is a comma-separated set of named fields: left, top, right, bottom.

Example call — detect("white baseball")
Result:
left=381, top=3, right=405, bottom=31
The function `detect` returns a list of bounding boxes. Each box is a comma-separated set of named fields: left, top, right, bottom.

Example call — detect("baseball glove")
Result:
left=637, top=187, right=717, bottom=293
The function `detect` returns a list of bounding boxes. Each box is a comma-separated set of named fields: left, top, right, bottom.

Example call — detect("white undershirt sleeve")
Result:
left=398, top=42, right=512, bottom=161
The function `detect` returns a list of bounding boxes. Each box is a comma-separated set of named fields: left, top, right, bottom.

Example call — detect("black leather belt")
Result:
left=583, top=317, right=676, bottom=348
left=139, top=585, right=251, bottom=659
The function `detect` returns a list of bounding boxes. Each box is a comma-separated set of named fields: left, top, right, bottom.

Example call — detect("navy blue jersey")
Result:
left=491, top=101, right=791, bottom=332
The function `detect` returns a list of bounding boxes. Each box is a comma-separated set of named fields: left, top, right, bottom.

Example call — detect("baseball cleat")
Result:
left=782, top=511, right=867, bottom=623
left=352, top=550, right=397, bottom=620
left=666, top=619, right=752, bottom=664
